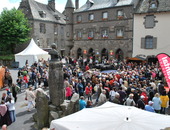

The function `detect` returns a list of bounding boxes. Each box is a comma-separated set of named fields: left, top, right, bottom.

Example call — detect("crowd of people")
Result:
left=0, top=56, right=170, bottom=128
left=63, top=56, right=170, bottom=114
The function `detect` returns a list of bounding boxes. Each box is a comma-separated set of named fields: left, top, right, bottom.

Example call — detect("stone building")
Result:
left=133, top=0, right=170, bottom=63
left=64, top=0, right=140, bottom=61
left=18, top=0, right=66, bottom=56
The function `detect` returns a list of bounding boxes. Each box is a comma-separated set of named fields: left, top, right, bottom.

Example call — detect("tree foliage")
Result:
left=0, top=8, right=31, bottom=54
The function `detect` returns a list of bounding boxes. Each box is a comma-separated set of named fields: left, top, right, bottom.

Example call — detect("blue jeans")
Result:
left=9, top=110, right=16, bottom=122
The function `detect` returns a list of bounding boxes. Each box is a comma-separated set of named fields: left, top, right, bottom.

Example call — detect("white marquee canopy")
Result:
left=50, top=102, right=170, bottom=130
left=15, top=39, right=50, bottom=68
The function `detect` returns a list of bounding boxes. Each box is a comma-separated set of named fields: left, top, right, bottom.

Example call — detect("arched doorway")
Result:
left=101, top=48, right=108, bottom=62
left=115, top=49, right=123, bottom=61
left=88, top=48, right=95, bottom=61
left=77, top=48, right=82, bottom=59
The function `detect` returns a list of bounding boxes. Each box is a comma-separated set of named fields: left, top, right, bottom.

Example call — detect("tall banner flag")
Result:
left=157, top=53, right=170, bottom=89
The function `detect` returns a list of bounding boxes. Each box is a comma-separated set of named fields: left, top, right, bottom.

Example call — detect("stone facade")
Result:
left=18, top=0, right=66, bottom=56
left=64, top=0, right=140, bottom=60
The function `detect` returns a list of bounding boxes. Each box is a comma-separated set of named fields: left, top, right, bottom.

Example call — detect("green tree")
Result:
left=0, top=8, right=31, bottom=54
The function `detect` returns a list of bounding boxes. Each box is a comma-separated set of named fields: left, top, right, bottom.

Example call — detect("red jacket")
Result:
left=23, top=76, right=28, bottom=83
left=85, top=86, right=92, bottom=95
left=66, top=87, right=72, bottom=97
left=85, top=65, right=90, bottom=71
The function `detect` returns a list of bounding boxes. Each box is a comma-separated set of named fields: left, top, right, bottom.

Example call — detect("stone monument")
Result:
left=48, top=43, right=64, bottom=106
left=33, top=43, right=79, bottom=129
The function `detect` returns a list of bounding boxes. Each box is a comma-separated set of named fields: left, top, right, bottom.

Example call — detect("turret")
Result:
left=64, top=0, right=75, bottom=55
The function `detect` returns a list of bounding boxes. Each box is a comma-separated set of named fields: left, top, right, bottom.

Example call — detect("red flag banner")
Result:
left=157, top=53, right=170, bottom=89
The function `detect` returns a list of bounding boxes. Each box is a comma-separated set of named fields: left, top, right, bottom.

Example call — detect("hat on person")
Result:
left=140, top=95, right=145, bottom=99
left=148, top=101, right=153, bottom=105
left=129, top=93, right=134, bottom=97
left=5, top=88, right=9, bottom=91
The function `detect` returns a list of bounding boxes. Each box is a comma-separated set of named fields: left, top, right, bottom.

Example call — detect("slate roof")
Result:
left=25, top=0, right=66, bottom=24
left=136, top=0, right=170, bottom=14
left=65, top=0, right=75, bottom=9
left=74, top=0, right=136, bottom=13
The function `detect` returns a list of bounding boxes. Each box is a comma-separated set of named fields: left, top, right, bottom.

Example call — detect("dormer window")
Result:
left=149, top=0, right=158, bottom=9
left=87, top=0, right=94, bottom=8
left=39, top=11, right=46, bottom=18
left=150, top=3, right=156, bottom=8
left=54, top=15, right=60, bottom=20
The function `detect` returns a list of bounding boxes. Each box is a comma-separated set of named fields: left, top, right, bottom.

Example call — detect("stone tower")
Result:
left=64, top=0, right=75, bottom=56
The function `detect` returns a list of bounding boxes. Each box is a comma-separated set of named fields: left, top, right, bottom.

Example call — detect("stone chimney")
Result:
left=75, top=0, right=79, bottom=9
left=48, top=0, right=55, bottom=11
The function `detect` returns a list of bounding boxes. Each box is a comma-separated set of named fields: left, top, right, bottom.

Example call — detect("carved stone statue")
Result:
left=49, top=43, right=61, bottom=61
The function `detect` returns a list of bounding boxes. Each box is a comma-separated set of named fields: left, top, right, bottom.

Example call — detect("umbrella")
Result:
left=50, top=102, right=170, bottom=130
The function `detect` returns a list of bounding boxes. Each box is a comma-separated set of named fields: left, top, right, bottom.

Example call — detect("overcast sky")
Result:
left=0, top=0, right=87, bottom=14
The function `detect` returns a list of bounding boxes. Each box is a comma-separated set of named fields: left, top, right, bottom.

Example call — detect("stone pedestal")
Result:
left=36, top=91, right=49, bottom=129
left=48, top=61, right=64, bottom=106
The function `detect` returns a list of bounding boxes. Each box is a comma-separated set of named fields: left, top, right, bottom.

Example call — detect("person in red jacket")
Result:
left=85, top=64, right=90, bottom=71
left=140, top=88, right=148, bottom=104
left=85, top=83, right=93, bottom=101
left=66, top=85, right=73, bottom=100
left=23, top=74, right=29, bottom=88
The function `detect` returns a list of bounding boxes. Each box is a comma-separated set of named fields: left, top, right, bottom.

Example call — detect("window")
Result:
left=116, top=28, right=123, bottom=38
left=101, top=29, right=108, bottom=39
left=77, top=31, right=82, bottom=40
left=88, top=30, right=94, bottom=40
left=54, top=15, right=60, bottom=20
left=66, top=32, right=70, bottom=37
left=102, top=12, right=108, bottom=20
left=117, top=10, right=123, bottom=19
left=144, top=15, right=157, bottom=28
left=89, top=13, right=94, bottom=21
left=77, top=15, right=82, bottom=23
left=150, top=3, right=156, bottom=8
left=60, top=26, right=64, bottom=39
left=47, top=38, right=50, bottom=47
left=145, top=36, right=153, bottom=49
left=54, top=25, right=58, bottom=35
left=87, top=0, right=94, bottom=8
left=39, top=11, right=46, bottom=18
left=40, top=23, right=46, bottom=34
left=149, top=0, right=158, bottom=9
left=141, top=36, right=157, bottom=49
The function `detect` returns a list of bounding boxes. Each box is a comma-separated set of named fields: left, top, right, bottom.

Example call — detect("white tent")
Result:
left=15, top=39, right=50, bottom=68
left=50, top=102, right=170, bottom=130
